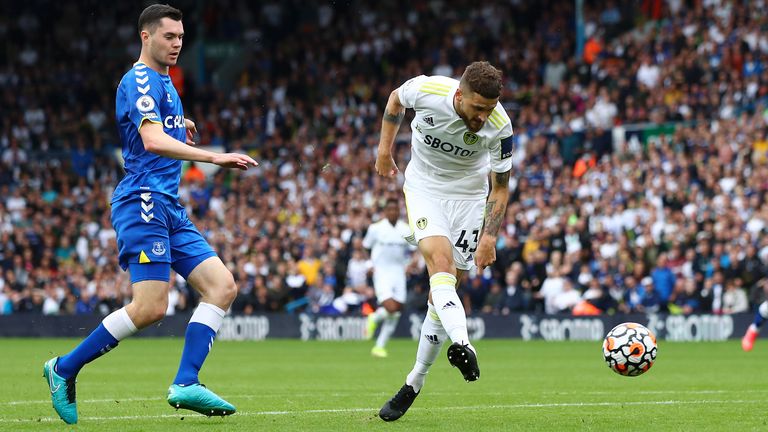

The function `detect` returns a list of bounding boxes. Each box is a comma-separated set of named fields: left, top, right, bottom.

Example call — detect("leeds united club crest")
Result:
left=416, top=217, right=428, bottom=230
left=463, top=131, right=479, bottom=145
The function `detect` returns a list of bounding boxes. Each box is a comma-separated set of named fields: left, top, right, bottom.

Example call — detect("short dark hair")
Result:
left=460, top=61, right=503, bottom=99
left=138, top=4, right=182, bottom=34
left=384, top=197, right=399, bottom=207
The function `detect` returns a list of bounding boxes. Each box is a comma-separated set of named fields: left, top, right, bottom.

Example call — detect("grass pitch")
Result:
left=0, top=338, right=766, bottom=431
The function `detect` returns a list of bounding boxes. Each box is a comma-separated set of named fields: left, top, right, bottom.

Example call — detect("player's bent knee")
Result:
left=143, top=301, right=168, bottom=324
left=223, top=279, right=237, bottom=304
left=128, top=302, right=167, bottom=328
left=148, top=305, right=167, bottom=324
left=429, top=256, right=455, bottom=274
left=210, top=275, right=237, bottom=306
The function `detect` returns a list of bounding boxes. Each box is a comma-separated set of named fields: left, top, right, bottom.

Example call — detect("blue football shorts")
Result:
left=111, top=191, right=217, bottom=284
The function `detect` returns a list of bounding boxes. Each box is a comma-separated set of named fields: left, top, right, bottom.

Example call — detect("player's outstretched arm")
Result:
left=475, top=170, right=511, bottom=271
left=139, top=122, right=257, bottom=170
left=184, top=118, right=197, bottom=145
left=375, top=89, right=405, bottom=177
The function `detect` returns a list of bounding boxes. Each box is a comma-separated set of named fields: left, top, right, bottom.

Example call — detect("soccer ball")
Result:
left=603, top=322, right=657, bottom=376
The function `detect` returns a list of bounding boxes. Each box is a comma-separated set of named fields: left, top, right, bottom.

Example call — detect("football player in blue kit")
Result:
left=43, top=4, right=257, bottom=424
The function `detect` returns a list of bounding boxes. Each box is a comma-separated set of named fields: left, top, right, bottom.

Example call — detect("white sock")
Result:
left=102, top=307, right=138, bottom=340
left=375, top=311, right=400, bottom=349
left=371, top=307, right=389, bottom=325
left=430, top=273, right=471, bottom=347
left=190, top=302, right=226, bottom=332
left=406, top=304, right=446, bottom=393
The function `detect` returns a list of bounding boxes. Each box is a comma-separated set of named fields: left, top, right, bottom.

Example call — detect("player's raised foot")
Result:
left=43, top=357, right=78, bottom=424
left=742, top=327, right=759, bottom=352
left=366, top=314, right=379, bottom=340
left=371, top=346, right=388, bottom=358
left=379, top=384, right=419, bottom=422
left=447, top=342, right=480, bottom=382
left=167, top=383, right=236, bottom=417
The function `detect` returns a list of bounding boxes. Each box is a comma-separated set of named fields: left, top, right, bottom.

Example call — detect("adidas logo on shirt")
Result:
left=442, top=301, right=457, bottom=310
left=423, top=116, right=434, bottom=126
left=424, top=334, right=440, bottom=345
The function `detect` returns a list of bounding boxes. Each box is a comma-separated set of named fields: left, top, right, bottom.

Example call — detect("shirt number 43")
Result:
left=455, top=229, right=479, bottom=253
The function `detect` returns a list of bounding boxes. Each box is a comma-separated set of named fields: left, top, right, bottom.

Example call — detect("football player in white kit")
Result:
left=375, top=61, right=514, bottom=421
left=363, top=197, right=414, bottom=358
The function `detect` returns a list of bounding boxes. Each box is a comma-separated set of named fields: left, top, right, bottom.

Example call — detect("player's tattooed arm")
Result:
left=483, top=170, right=511, bottom=238
left=382, top=89, right=405, bottom=124
left=383, top=110, right=404, bottom=124
left=494, top=170, right=511, bottom=186
left=475, top=169, right=510, bottom=270
left=484, top=200, right=499, bottom=236
left=483, top=199, right=505, bottom=237
left=376, top=89, right=406, bottom=177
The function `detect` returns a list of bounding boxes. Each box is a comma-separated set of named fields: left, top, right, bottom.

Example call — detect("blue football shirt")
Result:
left=113, top=62, right=186, bottom=202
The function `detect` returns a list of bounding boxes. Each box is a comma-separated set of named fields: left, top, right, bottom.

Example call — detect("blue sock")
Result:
left=56, top=324, right=119, bottom=379
left=173, top=322, right=216, bottom=386
left=755, top=310, right=765, bottom=328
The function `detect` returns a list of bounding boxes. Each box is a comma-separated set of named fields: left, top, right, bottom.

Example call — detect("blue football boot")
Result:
left=43, top=357, right=78, bottom=424
left=167, top=383, right=236, bottom=416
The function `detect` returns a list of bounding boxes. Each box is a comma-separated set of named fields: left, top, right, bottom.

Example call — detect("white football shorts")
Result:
left=373, top=268, right=407, bottom=304
left=403, top=187, right=485, bottom=270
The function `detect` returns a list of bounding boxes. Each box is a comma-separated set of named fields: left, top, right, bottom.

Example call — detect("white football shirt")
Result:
left=362, top=218, right=413, bottom=269
left=397, top=75, right=514, bottom=200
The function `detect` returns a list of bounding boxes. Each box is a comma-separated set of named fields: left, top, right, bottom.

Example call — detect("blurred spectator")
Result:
left=583, top=34, right=602, bottom=65
left=552, top=279, right=581, bottom=314
left=722, top=278, right=749, bottom=314
left=464, top=275, right=490, bottom=314
left=636, top=55, right=661, bottom=90
left=284, top=260, right=308, bottom=301
left=346, top=249, right=371, bottom=291
left=75, top=289, right=98, bottom=315
left=669, top=278, right=702, bottom=315
left=481, top=282, right=505, bottom=314
left=405, top=282, right=429, bottom=314
left=297, top=248, right=322, bottom=288
left=70, top=138, right=94, bottom=179
left=651, top=254, right=676, bottom=305
left=0, top=287, right=10, bottom=314
left=183, top=162, right=206, bottom=184
left=309, top=283, right=337, bottom=314
left=583, top=278, right=618, bottom=314
left=620, top=276, right=642, bottom=313
left=709, top=271, right=726, bottom=315
left=538, top=267, right=565, bottom=314
left=638, top=277, right=663, bottom=313
left=502, top=264, right=533, bottom=313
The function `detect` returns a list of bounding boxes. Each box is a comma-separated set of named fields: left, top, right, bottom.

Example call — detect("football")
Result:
left=603, top=322, right=657, bottom=377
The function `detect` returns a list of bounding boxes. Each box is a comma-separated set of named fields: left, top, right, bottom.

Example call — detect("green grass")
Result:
left=1, top=338, right=766, bottom=431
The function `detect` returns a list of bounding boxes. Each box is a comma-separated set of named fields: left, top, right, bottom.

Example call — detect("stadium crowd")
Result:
left=2, top=0, right=768, bottom=318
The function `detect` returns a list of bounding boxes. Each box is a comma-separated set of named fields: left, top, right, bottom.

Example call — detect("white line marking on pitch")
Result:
left=0, top=399, right=763, bottom=423
left=2, top=388, right=765, bottom=406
